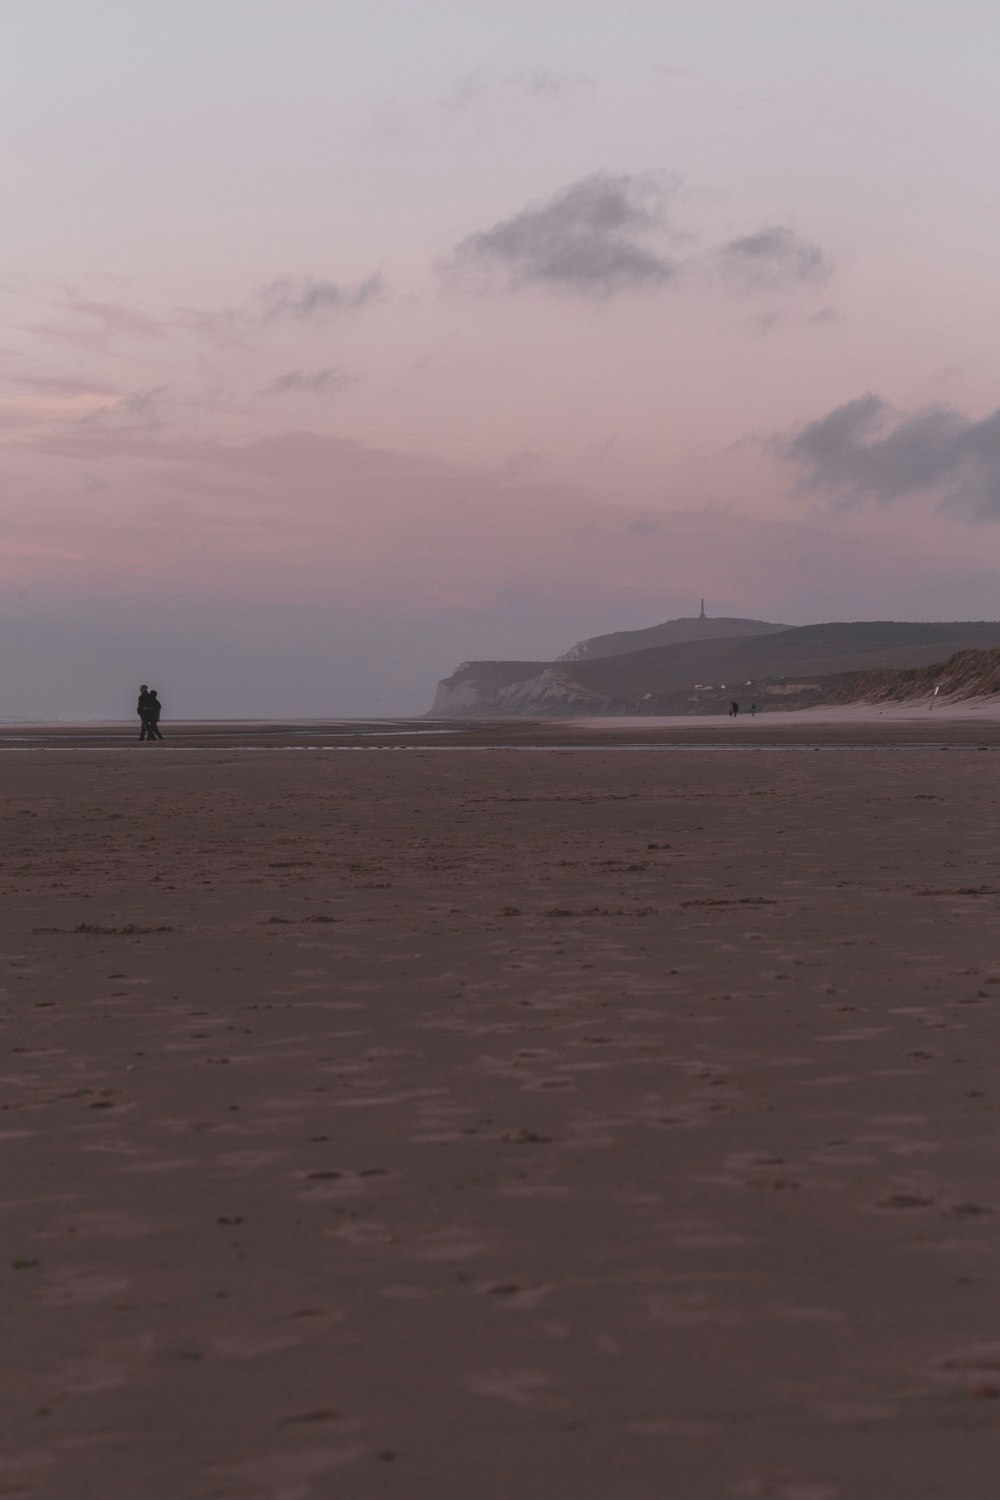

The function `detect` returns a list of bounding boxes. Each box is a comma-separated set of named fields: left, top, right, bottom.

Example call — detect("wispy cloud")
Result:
left=22, top=301, right=166, bottom=355
left=783, top=393, right=1000, bottom=520
left=171, top=303, right=256, bottom=349
left=260, top=273, right=383, bottom=320
left=261, top=367, right=358, bottom=396
left=513, top=67, right=593, bottom=98
left=106, top=384, right=170, bottom=427
left=440, top=67, right=594, bottom=111
left=171, top=273, right=384, bottom=347
left=743, top=303, right=841, bottom=338
left=0, top=371, right=119, bottom=397
left=64, top=300, right=165, bottom=338
left=449, top=173, right=675, bottom=296
left=714, top=226, right=832, bottom=289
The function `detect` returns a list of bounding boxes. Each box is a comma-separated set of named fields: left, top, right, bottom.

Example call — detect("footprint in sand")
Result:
left=927, top=1342, right=1000, bottom=1394
left=729, top=1480, right=839, bottom=1499
left=39, top=1269, right=131, bottom=1306
left=875, top=1191, right=935, bottom=1210
left=210, top=1327, right=319, bottom=1360
left=467, top=1368, right=569, bottom=1410
left=204, top=1442, right=372, bottom=1497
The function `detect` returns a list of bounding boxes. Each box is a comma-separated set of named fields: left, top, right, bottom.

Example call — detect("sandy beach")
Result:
left=4, top=721, right=1000, bottom=1497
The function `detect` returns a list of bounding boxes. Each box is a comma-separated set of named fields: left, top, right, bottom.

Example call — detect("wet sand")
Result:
left=4, top=728, right=1000, bottom=1497
left=6, top=697, right=1000, bottom=750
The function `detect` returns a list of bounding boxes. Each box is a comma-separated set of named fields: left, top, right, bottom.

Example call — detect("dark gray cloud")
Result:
left=785, top=393, right=1000, bottom=519
left=260, top=273, right=383, bottom=319
left=450, top=174, right=675, bottom=296
left=262, top=367, right=357, bottom=395
left=716, top=225, right=832, bottom=288
left=450, top=179, right=834, bottom=302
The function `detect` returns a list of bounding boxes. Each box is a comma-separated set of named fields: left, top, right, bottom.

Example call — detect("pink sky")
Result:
left=3, top=0, right=1000, bottom=716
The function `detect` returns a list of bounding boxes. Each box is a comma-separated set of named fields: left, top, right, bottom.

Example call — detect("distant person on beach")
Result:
left=750, top=702, right=757, bottom=717
left=146, top=690, right=164, bottom=741
left=137, top=684, right=153, bottom=740
left=730, top=700, right=740, bottom=718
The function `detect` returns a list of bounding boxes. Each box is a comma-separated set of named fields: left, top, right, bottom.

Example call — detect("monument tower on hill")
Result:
left=699, top=598, right=706, bottom=619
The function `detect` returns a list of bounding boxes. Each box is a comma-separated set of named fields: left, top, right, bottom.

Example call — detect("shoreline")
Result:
left=4, top=706, right=1000, bottom=752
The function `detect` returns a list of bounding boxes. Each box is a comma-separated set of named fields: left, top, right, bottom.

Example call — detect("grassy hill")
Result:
left=560, top=615, right=787, bottom=661
left=429, top=621, right=1000, bottom=716
left=824, top=647, right=1000, bottom=706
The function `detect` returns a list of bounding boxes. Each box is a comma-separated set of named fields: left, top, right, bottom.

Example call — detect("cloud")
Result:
left=64, top=300, right=165, bottom=338
left=19, top=298, right=164, bottom=353
left=91, top=384, right=170, bottom=430
left=743, top=303, right=841, bottom=338
left=0, top=371, right=119, bottom=397
left=449, top=179, right=833, bottom=304
left=715, top=226, right=832, bottom=289
left=439, top=71, right=492, bottom=111
left=0, top=382, right=120, bottom=431
left=449, top=174, right=675, bottom=296
left=22, top=298, right=166, bottom=353
left=440, top=67, right=593, bottom=112
left=172, top=303, right=255, bottom=349
left=171, top=274, right=384, bottom=346
left=783, top=393, right=1000, bottom=519
left=262, top=367, right=357, bottom=396
left=512, top=68, right=593, bottom=98
left=260, top=273, right=383, bottom=320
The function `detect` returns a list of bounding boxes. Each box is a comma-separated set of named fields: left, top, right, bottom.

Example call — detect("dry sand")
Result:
left=4, top=725, right=1000, bottom=1497
left=574, top=697, right=1000, bottom=729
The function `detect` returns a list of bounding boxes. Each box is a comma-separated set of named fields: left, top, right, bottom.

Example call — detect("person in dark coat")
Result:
left=146, top=689, right=164, bottom=741
left=137, top=684, right=153, bottom=740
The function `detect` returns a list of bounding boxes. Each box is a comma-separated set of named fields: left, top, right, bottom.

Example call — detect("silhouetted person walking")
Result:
left=137, top=684, right=153, bottom=740
left=147, top=689, right=164, bottom=741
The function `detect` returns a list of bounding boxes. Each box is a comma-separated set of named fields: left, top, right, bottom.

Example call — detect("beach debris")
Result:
left=278, top=1409, right=343, bottom=1426
left=680, top=896, right=777, bottom=908
left=31, top=923, right=175, bottom=935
